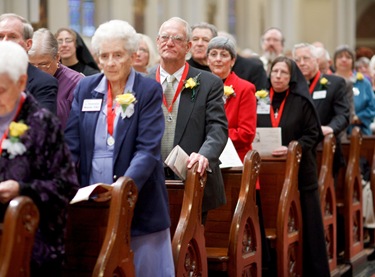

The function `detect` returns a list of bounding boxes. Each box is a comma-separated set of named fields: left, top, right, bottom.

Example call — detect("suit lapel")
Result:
left=174, top=68, right=199, bottom=144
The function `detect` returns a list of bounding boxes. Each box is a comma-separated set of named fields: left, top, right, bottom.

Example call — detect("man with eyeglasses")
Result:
left=150, top=17, right=228, bottom=223
left=260, top=27, right=285, bottom=73
left=29, top=28, right=84, bottom=129
left=0, top=13, right=58, bottom=114
left=293, top=43, right=349, bottom=178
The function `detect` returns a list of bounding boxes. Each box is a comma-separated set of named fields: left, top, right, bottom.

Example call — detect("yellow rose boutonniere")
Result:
left=319, top=77, right=330, bottom=89
left=2, top=121, right=28, bottom=158
left=223, top=85, right=236, bottom=103
left=255, top=89, right=268, bottom=99
left=356, top=72, right=364, bottom=81
left=184, top=73, right=201, bottom=102
left=115, top=92, right=137, bottom=119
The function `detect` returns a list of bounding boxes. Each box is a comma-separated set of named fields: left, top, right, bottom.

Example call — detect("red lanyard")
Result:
left=309, top=71, right=321, bottom=94
left=106, top=82, right=117, bottom=136
left=0, top=94, right=26, bottom=155
left=156, top=62, right=190, bottom=113
left=269, top=87, right=289, bottom=127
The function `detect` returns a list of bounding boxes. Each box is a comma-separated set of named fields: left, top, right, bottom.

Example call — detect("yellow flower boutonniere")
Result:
left=184, top=73, right=201, bottom=102
left=223, top=85, right=236, bottom=103
left=255, top=89, right=268, bottom=99
left=2, top=121, right=28, bottom=158
left=319, top=77, right=330, bottom=89
left=115, top=92, right=137, bottom=119
left=356, top=72, right=364, bottom=81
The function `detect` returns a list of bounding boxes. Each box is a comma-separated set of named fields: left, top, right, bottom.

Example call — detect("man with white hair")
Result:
left=0, top=13, right=58, bottom=114
left=293, top=42, right=349, bottom=178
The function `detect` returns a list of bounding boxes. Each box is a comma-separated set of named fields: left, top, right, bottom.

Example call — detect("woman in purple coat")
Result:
left=0, top=41, right=79, bottom=276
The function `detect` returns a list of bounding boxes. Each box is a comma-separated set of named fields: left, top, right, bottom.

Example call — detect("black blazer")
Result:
left=27, top=63, right=58, bottom=114
left=232, top=55, right=268, bottom=91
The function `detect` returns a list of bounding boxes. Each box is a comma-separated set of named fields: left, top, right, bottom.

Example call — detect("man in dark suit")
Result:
left=151, top=17, right=228, bottom=219
left=0, top=13, right=57, bottom=114
left=293, top=43, right=350, bottom=175
left=218, top=31, right=268, bottom=91
left=187, top=22, right=217, bottom=71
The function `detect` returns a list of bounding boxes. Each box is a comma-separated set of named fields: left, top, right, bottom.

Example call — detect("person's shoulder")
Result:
left=323, top=73, right=345, bottom=84
left=27, top=64, right=57, bottom=84
left=23, top=93, right=60, bottom=125
left=82, top=65, right=100, bottom=76
left=235, top=55, right=264, bottom=67
left=58, top=64, right=85, bottom=82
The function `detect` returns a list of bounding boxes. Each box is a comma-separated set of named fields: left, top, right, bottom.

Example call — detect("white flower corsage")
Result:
left=2, top=121, right=28, bottom=158
left=115, top=93, right=137, bottom=119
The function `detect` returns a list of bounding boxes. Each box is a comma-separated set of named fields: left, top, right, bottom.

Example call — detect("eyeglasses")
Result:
left=158, top=34, right=186, bottom=44
left=57, top=38, right=74, bottom=45
left=294, top=56, right=312, bottom=63
left=31, top=61, right=53, bottom=70
left=270, top=69, right=290, bottom=77
left=137, top=47, right=149, bottom=54
left=208, top=51, right=231, bottom=59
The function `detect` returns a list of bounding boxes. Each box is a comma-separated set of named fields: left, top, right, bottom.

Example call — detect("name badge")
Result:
left=257, top=102, right=270, bottom=114
left=353, top=87, right=360, bottom=96
left=82, top=99, right=102, bottom=112
left=313, top=90, right=327, bottom=99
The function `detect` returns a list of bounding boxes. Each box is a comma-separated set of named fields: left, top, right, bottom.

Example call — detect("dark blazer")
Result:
left=310, top=73, right=349, bottom=135
left=149, top=65, right=228, bottom=212
left=232, top=55, right=268, bottom=91
left=310, top=73, right=350, bottom=175
left=65, top=72, right=171, bottom=236
left=27, top=63, right=58, bottom=114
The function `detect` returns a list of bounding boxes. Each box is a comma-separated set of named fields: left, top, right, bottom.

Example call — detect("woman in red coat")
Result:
left=207, top=36, right=256, bottom=161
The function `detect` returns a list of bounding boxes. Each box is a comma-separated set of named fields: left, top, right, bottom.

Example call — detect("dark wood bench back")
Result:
left=171, top=162, right=208, bottom=277
left=317, top=134, right=338, bottom=275
left=206, top=150, right=262, bottom=276
left=0, top=196, right=39, bottom=277
left=339, top=127, right=367, bottom=267
left=63, top=177, right=137, bottom=277
left=259, top=141, right=303, bottom=276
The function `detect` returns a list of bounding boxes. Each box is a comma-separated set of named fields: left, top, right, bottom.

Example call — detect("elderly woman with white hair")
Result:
left=133, top=33, right=159, bottom=74
left=0, top=40, right=79, bottom=276
left=64, top=20, right=174, bottom=276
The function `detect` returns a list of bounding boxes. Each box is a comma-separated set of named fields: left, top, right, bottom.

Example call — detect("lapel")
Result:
left=174, top=67, right=200, bottom=144
left=112, top=75, right=139, bottom=165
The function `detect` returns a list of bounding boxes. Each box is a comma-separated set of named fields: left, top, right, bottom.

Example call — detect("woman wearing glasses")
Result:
left=29, top=28, right=84, bottom=130
left=55, top=27, right=99, bottom=76
left=257, top=56, right=329, bottom=276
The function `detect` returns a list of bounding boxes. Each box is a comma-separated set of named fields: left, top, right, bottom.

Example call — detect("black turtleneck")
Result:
left=187, top=58, right=210, bottom=71
left=272, top=90, right=288, bottom=111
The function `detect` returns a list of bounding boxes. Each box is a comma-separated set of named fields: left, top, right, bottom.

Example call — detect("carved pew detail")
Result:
left=317, top=134, right=339, bottom=276
left=171, top=163, right=208, bottom=277
left=64, top=177, right=138, bottom=277
left=93, top=177, right=138, bottom=277
left=206, top=150, right=262, bottom=276
left=339, top=127, right=367, bottom=272
left=259, top=141, right=303, bottom=276
left=0, top=196, right=39, bottom=277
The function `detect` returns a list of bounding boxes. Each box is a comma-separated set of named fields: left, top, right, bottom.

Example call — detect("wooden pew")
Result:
left=167, top=163, right=208, bottom=277
left=205, top=150, right=261, bottom=276
left=63, top=177, right=138, bottom=277
left=0, top=196, right=39, bottom=277
left=360, top=135, right=375, bottom=246
left=259, top=141, right=303, bottom=276
left=316, top=134, right=339, bottom=276
left=338, top=127, right=367, bottom=273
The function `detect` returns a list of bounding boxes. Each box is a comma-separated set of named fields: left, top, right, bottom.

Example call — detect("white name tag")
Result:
left=82, top=99, right=102, bottom=112
left=257, top=102, right=270, bottom=114
left=353, top=87, right=360, bottom=96
left=313, top=90, right=327, bottom=99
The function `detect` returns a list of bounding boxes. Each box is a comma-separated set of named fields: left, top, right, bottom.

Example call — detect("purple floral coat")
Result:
left=0, top=94, right=79, bottom=271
